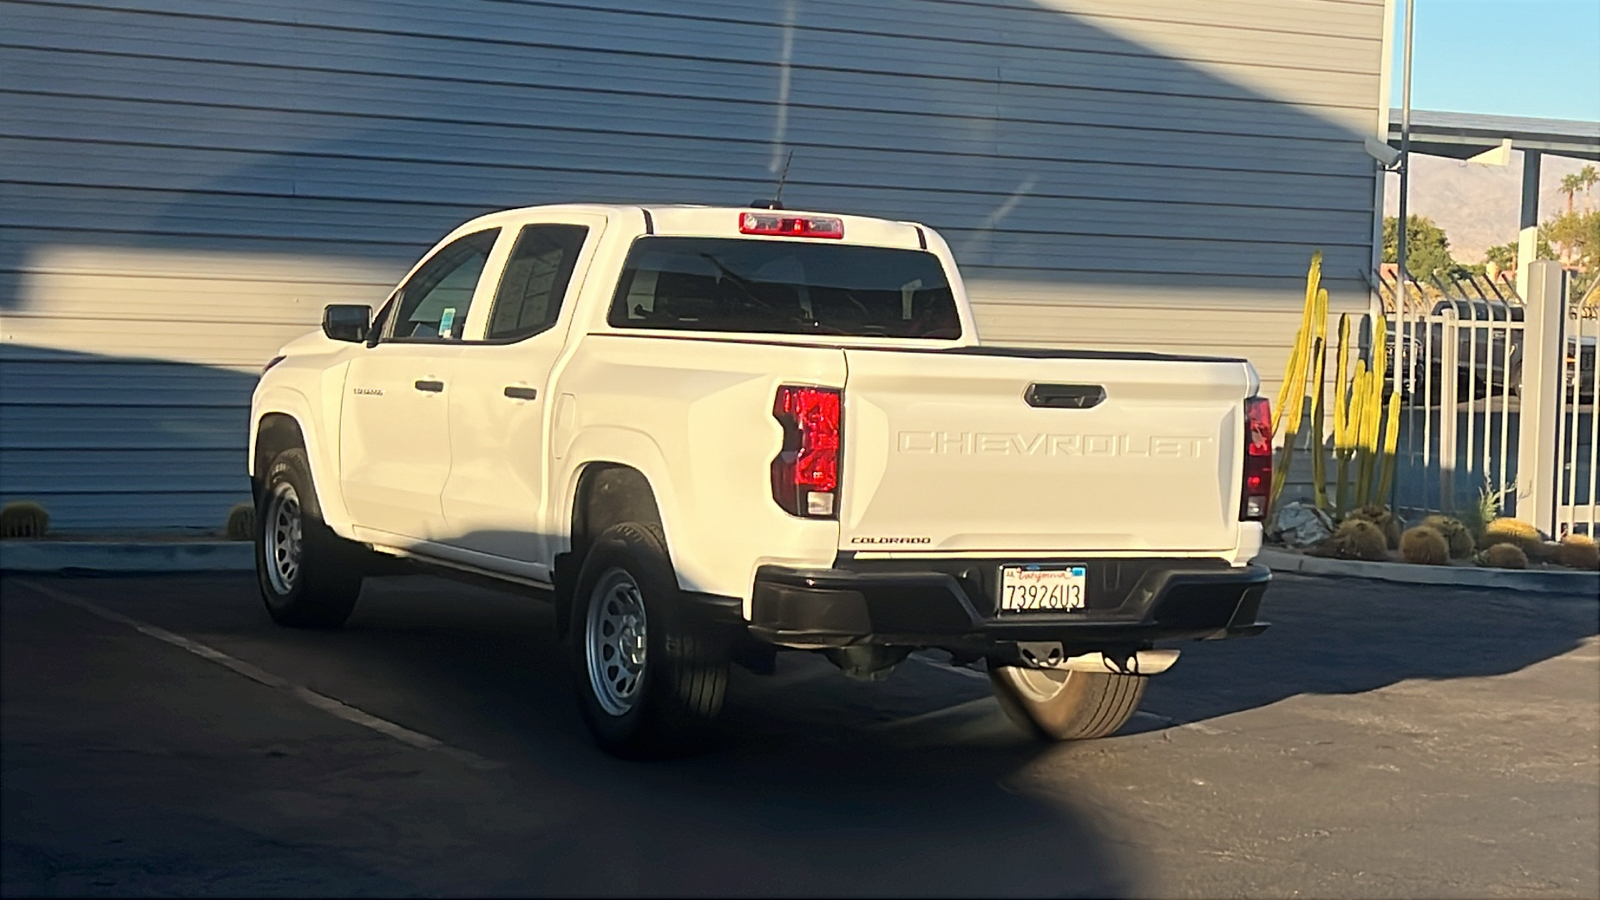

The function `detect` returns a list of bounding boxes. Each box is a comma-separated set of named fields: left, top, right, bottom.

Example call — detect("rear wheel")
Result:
left=569, top=522, right=728, bottom=758
left=255, top=447, right=362, bottom=628
left=988, top=664, right=1146, bottom=741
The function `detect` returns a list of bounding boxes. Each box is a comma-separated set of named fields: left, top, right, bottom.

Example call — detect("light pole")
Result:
left=1391, top=0, right=1415, bottom=512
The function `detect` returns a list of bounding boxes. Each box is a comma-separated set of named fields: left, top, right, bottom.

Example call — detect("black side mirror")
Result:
left=322, top=304, right=371, bottom=343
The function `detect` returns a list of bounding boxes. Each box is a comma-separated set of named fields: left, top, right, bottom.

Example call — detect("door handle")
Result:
left=503, top=386, right=538, bottom=401
left=414, top=379, right=444, bottom=393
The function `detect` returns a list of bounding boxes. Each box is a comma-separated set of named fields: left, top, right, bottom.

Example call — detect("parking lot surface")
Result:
left=2, top=570, right=1596, bottom=897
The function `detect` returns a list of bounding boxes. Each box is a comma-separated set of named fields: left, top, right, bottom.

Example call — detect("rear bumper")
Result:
left=747, top=557, right=1270, bottom=651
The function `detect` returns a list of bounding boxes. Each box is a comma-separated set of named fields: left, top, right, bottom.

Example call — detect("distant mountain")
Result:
left=1382, top=153, right=1592, bottom=264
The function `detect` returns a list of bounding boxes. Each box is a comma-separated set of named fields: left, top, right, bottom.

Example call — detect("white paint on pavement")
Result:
left=16, top=579, right=500, bottom=770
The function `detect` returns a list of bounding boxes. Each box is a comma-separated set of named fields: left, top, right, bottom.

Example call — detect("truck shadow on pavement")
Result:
left=1, top=572, right=1132, bottom=897
left=328, top=574, right=1132, bottom=896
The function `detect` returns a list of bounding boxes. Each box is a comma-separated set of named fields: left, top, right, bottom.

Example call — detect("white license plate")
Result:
left=999, top=565, right=1087, bottom=612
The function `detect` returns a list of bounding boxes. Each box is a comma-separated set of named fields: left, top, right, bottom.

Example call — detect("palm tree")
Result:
left=1561, top=173, right=1582, bottom=212
left=1580, top=164, right=1599, bottom=212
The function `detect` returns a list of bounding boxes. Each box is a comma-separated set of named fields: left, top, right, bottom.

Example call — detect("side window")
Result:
left=387, top=229, right=500, bottom=341
left=485, top=224, right=590, bottom=341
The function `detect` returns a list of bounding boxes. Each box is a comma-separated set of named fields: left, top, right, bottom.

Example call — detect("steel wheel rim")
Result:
left=585, top=568, right=648, bottom=717
left=264, top=482, right=303, bottom=595
left=1004, top=665, right=1070, bottom=702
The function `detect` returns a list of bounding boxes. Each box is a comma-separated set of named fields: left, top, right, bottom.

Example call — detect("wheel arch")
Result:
left=251, top=385, right=350, bottom=532
left=570, top=462, right=665, bottom=563
left=553, top=461, right=666, bottom=641
left=252, top=413, right=306, bottom=501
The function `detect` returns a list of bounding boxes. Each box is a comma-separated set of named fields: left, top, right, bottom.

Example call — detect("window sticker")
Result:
left=439, top=307, right=457, bottom=339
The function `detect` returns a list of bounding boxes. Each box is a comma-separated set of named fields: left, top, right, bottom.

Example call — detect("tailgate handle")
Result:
left=1025, top=383, right=1105, bottom=409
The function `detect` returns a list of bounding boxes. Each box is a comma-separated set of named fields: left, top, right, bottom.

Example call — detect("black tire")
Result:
left=987, top=664, right=1147, bottom=741
left=255, top=447, right=363, bottom=628
left=568, top=522, right=728, bottom=758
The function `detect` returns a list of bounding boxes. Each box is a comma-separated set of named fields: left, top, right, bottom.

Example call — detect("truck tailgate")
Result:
left=838, top=348, right=1252, bottom=554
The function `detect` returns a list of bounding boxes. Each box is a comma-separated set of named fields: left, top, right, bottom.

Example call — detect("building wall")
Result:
left=0, top=0, right=1387, bottom=529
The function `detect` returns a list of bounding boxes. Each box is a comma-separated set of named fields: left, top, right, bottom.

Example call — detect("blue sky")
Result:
left=1391, top=0, right=1600, bottom=121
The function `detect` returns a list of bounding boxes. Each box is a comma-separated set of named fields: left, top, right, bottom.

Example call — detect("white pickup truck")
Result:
left=250, top=203, right=1272, bottom=757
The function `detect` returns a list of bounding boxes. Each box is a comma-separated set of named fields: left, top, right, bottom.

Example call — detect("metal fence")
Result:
left=1378, top=269, right=1524, bottom=519
left=1376, top=262, right=1597, bottom=537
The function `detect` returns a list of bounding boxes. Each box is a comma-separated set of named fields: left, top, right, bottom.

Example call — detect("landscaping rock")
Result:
left=1269, top=500, right=1335, bottom=548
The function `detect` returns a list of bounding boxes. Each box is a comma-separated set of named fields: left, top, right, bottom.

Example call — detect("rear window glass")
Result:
left=607, top=237, right=961, bottom=339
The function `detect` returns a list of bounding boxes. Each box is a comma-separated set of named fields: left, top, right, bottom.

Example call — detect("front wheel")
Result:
left=988, top=664, right=1147, bottom=741
left=568, top=523, right=728, bottom=758
left=255, top=448, right=362, bottom=628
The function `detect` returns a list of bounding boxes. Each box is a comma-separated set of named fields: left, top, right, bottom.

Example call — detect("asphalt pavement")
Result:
left=2, top=570, right=1596, bottom=897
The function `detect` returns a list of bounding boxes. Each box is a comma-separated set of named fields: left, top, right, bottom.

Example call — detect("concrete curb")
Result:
left=1256, top=547, right=1600, bottom=595
left=0, top=541, right=253, bottom=573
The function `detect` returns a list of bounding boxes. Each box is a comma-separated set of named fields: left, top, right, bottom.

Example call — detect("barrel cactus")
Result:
left=1310, top=518, right=1389, bottom=561
left=0, top=501, right=50, bottom=538
left=1345, top=505, right=1402, bottom=550
left=1481, top=517, right=1543, bottom=556
left=1556, top=534, right=1600, bottom=571
left=1478, top=543, right=1529, bottom=570
left=1400, top=526, right=1449, bottom=565
left=1421, top=514, right=1475, bottom=559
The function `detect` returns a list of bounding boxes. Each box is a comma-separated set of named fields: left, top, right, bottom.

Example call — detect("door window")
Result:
left=485, top=224, right=590, bottom=341
left=387, top=229, right=500, bottom=341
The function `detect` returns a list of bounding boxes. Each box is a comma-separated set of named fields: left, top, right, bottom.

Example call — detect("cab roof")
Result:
left=467, top=203, right=931, bottom=251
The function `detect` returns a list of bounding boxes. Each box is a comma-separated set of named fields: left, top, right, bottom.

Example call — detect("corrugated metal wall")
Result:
left=0, top=0, right=1386, bottom=531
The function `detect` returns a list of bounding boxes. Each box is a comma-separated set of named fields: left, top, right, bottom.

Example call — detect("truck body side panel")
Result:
left=552, top=333, right=846, bottom=605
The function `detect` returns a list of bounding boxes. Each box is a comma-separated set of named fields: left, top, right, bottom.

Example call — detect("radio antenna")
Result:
left=773, top=150, right=794, bottom=206
left=752, top=151, right=795, bottom=210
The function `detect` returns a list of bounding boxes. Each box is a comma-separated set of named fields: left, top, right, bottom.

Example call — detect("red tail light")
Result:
left=1241, top=396, right=1272, bottom=521
left=740, top=212, right=844, bottom=239
left=772, top=385, right=841, bottom=518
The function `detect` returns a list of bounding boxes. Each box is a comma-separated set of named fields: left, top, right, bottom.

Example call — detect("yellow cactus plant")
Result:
left=1270, top=253, right=1328, bottom=517
left=1273, top=254, right=1399, bottom=517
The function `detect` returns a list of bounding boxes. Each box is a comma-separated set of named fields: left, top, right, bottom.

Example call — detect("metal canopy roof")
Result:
left=1388, top=110, right=1600, bottom=161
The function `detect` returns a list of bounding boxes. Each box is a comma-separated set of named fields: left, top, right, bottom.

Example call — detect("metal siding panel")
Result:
left=0, top=403, right=248, bottom=450
left=1, top=92, right=1377, bottom=178
left=0, top=361, right=258, bottom=406
left=3, top=181, right=1377, bottom=251
left=0, top=0, right=1384, bottom=529
left=0, top=490, right=250, bottom=531
left=0, top=450, right=246, bottom=493
left=1, top=134, right=1376, bottom=212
